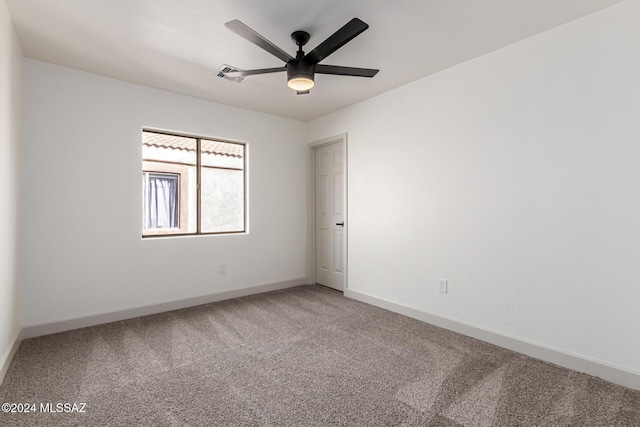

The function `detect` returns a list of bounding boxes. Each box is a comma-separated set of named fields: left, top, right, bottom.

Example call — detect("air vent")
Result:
left=216, top=64, right=246, bottom=83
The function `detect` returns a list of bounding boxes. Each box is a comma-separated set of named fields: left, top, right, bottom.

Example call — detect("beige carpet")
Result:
left=1, top=285, right=639, bottom=426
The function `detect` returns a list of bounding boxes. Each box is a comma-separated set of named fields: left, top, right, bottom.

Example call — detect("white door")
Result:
left=314, top=140, right=345, bottom=291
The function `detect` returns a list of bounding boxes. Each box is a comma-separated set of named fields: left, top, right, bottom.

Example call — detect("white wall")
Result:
left=309, top=1, right=640, bottom=374
left=20, top=60, right=308, bottom=325
left=0, top=0, right=22, bottom=371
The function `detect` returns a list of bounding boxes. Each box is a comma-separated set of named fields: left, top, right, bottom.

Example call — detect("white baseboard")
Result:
left=345, top=288, right=640, bottom=391
left=21, top=279, right=307, bottom=340
left=0, top=329, right=22, bottom=386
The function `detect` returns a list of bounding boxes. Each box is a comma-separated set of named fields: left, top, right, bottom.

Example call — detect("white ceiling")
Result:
left=6, top=0, right=622, bottom=122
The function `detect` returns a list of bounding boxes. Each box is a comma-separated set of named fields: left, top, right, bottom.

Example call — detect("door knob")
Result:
left=336, top=222, right=344, bottom=226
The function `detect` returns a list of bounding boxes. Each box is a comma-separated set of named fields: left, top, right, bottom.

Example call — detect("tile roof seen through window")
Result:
left=143, top=132, right=243, bottom=158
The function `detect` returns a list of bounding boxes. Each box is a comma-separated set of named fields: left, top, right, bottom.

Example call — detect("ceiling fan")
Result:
left=223, top=18, right=379, bottom=95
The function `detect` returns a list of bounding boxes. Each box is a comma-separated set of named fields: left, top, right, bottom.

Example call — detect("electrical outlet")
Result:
left=438, top=278, right=448, bottom=294
left=219, top=263, right=226, bottom=275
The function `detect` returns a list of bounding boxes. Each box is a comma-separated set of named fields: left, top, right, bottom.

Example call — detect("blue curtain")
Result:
left=147, top=174, right=179, bottom=229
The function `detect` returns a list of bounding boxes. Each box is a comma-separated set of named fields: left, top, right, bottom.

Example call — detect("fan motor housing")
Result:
left=287, top=60, right=315, bottom=83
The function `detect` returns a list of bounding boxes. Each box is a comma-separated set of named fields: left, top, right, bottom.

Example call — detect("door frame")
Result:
left=308, top=133, right=348, bottom=291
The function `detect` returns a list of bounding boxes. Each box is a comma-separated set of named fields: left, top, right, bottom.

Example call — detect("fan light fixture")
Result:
left=286, top=56, right=315, bottom=92
left=288, top=76, right=314, bottom=91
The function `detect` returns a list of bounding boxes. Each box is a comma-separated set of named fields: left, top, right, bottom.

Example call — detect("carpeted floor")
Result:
left=1, top=285, right=639, bottom=426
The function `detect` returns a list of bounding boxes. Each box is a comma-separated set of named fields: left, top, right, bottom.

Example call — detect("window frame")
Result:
left=141, top=129, right=247, bottom=238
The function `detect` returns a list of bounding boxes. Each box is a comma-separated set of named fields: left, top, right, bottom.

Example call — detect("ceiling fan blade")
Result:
left=224, top=67, right=286, bottom=77
left=225, top=20, right=293, bottom=63
left=315, top=64, right=379, bottom=78
left=296, top=90, right=310, bottom=95
left=303, top=18, right=369, bottom=64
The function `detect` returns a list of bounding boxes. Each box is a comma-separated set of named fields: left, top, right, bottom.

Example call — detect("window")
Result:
left=142, top=130, right=246, bottom=237
left=143, top=172, right=180, bottom=229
